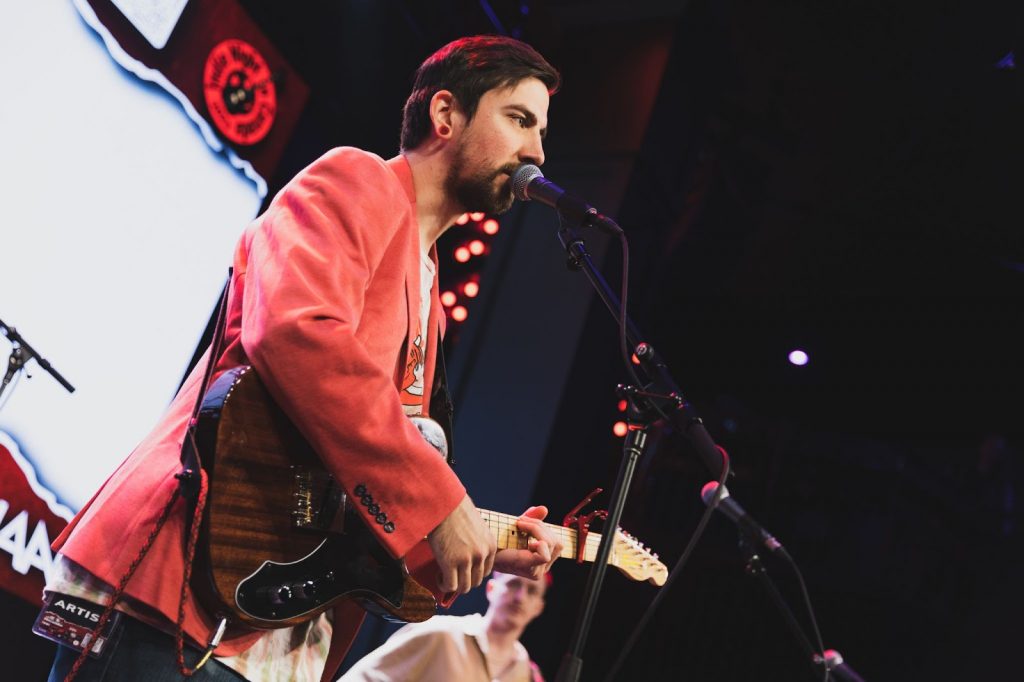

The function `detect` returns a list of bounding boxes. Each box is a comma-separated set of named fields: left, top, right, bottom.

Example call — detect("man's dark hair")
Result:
left=400, top=35, right=560, bottom=151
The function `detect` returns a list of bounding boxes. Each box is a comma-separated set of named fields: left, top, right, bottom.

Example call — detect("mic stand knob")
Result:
left=1, top=344, right=28, bottom=405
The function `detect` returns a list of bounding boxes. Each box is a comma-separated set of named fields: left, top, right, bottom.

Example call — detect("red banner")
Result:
left=0, top=432, right=73, bottom=606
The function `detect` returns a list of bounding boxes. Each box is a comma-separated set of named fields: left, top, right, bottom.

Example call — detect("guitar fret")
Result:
left=479, top=509, right=613, bottom=564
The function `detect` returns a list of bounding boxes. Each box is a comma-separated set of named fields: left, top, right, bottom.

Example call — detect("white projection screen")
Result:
left=0, top=0, right=262, bottom=534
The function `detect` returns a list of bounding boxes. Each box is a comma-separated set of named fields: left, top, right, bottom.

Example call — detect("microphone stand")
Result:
left=541, top=197, right=863, bottom=682
left=0, top=318, right=75, bottom=406
left=552, top=212, right=726, bottom=682
left=737, top=537, right=867, bottom=682
left=738, top=537, right=825, bottom=680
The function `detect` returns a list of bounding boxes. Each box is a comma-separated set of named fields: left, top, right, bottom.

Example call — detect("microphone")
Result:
left=701, top=481, right=787, bottom=557
left=511, top=164, right=622, bottom=233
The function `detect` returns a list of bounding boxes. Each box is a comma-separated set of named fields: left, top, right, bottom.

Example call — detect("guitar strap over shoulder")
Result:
left=179, top=269, right=233, bottom=502
left=429, top=322, right=457, bottom=467
left=179, top=276, right=452, bottom=479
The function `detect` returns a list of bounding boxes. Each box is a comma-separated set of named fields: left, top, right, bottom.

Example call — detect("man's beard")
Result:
left=446, top=146, right=518, bottom=215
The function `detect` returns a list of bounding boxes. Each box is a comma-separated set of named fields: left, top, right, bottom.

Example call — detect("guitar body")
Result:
left=192, top=366, right=437, bottom=629
left=189, top=366, right=668, bottom=630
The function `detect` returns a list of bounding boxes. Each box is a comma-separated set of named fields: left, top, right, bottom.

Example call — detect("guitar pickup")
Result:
left=292, top=466, right=346, bottom=533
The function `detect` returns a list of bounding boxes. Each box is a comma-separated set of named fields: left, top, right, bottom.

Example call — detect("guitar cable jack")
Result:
left=191, top=617, right=228, bottom=672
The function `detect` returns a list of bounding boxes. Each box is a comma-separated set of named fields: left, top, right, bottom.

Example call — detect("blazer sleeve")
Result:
left=238, top=148, right=465, bottom=558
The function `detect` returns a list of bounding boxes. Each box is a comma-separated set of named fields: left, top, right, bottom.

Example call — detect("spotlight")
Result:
left=463, top=281, right=480, bottom=298
left=612, top=421, right=628, bottom=437
left=451, top=305, right=468, bottom=322
left=788, top=349, right=809, bottom=366
left=454, top=246, right=471, bottom=263
left=440, top=291, right=457, bottom=307
left=468, top=239, right=485, bottom=256
left=482, top=219, right=500, bottom=235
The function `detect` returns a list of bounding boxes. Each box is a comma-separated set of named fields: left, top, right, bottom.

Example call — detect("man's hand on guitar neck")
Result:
left=429, top=494, right=498, bottom=594
left=428, top=499, right=564, bottom=595
left=495, top=505, right=563, bottom=580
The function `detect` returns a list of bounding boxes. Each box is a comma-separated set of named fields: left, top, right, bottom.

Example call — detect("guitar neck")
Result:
left=479, top=509, right=607, bottom=564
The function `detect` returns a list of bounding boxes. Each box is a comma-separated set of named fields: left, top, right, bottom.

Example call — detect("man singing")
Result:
left=45, top=35, right=562, bottom=682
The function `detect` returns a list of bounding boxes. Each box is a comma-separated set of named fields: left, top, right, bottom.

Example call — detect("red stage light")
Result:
left=454, top=246, right=471, bottom=263
left=469, top=212, right=485, bottom=222
left=617, top=399, right=628, bottom=412
left=451, top=305, right=468, bottom=322
left=440, top=291, right=457, bottom=307
left=612, top=421, right=628, bottom=437
left=455, top=213, right=470, bottom=225
left=468, top=239, right=485, bottom=256
left=463, top=281, right=480, bottom=298
left=482, top=219, right=499, bottom=235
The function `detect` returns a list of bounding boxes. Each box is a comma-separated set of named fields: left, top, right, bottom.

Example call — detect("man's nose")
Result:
left=520, top=134, right=545, bottom=167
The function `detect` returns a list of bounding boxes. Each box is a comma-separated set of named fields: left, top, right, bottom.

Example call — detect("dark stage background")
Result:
left=12, top=1, right=1024, bottom=680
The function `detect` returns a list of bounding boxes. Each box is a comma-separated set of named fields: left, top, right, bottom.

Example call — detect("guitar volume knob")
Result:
left=269, top=585, right=292, bottom=605
left=292, top=580, right=317, bottom=600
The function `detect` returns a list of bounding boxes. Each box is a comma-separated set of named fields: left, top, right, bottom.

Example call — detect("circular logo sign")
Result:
left=203, top=39, right=277, bottom=146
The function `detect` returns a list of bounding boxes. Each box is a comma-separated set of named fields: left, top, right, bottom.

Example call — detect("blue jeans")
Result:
left=47, top=616, right=246, bottom=682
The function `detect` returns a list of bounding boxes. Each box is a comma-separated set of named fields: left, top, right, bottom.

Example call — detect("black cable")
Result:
left=603, top=449, right=731, bottom=682
left=613, top=228, right=645, bottom=390
left=609, top=221, right=829, bottom=682
left=601, top=225, right=734, bottom=679
left=780, top=553, right=829, bottom=681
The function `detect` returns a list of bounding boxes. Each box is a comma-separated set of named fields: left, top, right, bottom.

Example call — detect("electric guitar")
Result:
left=192, top=365, right=667, bottom=629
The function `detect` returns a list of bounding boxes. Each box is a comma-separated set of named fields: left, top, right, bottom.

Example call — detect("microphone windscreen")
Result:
left=701, top=480, right=730, bottom=506
left=512, top=164, right=543, bottom=201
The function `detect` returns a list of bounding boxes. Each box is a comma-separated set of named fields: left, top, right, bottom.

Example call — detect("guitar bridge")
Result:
left=292, top=466, right=345, bottom=533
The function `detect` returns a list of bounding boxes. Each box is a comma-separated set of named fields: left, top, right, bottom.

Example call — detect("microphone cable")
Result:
left=597, top=188, right=832, bottom=682
left=578, top=187, right=734, bottom=681
left=602, top=449, right=731, bottom=682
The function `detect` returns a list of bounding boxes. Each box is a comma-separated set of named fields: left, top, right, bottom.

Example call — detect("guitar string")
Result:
left=478, top=510, right=614, bottom=562
left=478, top=510, right=664, bottom=575
left=477, top=507, right=638, bottom=565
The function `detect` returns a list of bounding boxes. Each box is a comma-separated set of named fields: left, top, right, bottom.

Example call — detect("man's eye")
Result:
left=512, top=115, right=527, bottom=127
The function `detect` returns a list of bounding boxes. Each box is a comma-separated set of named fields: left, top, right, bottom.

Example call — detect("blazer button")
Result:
left=375, top=513, right=387, bottom=524
left=383, top=521, right=395, bottom=534
left=360, top=495, right=373, bottom=506
left=354, top=484, right=367, bottom=497
left=368, top=504, right=380, bottom=515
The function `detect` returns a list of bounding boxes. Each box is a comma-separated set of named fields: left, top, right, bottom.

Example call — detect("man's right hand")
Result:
left=427, top=494, right=497, bottom=594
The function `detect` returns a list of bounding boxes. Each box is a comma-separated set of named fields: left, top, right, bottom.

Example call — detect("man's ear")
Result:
left=429, top=90, right=459, bottom=140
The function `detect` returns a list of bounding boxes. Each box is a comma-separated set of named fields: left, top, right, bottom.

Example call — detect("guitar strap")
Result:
left=61, top=272, right=235, bottom=682
left=179, top=276, right=450, bottom=482
left=179, top=269, right=233, bottom=503
left=429, top=322, right=457, bottom=467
